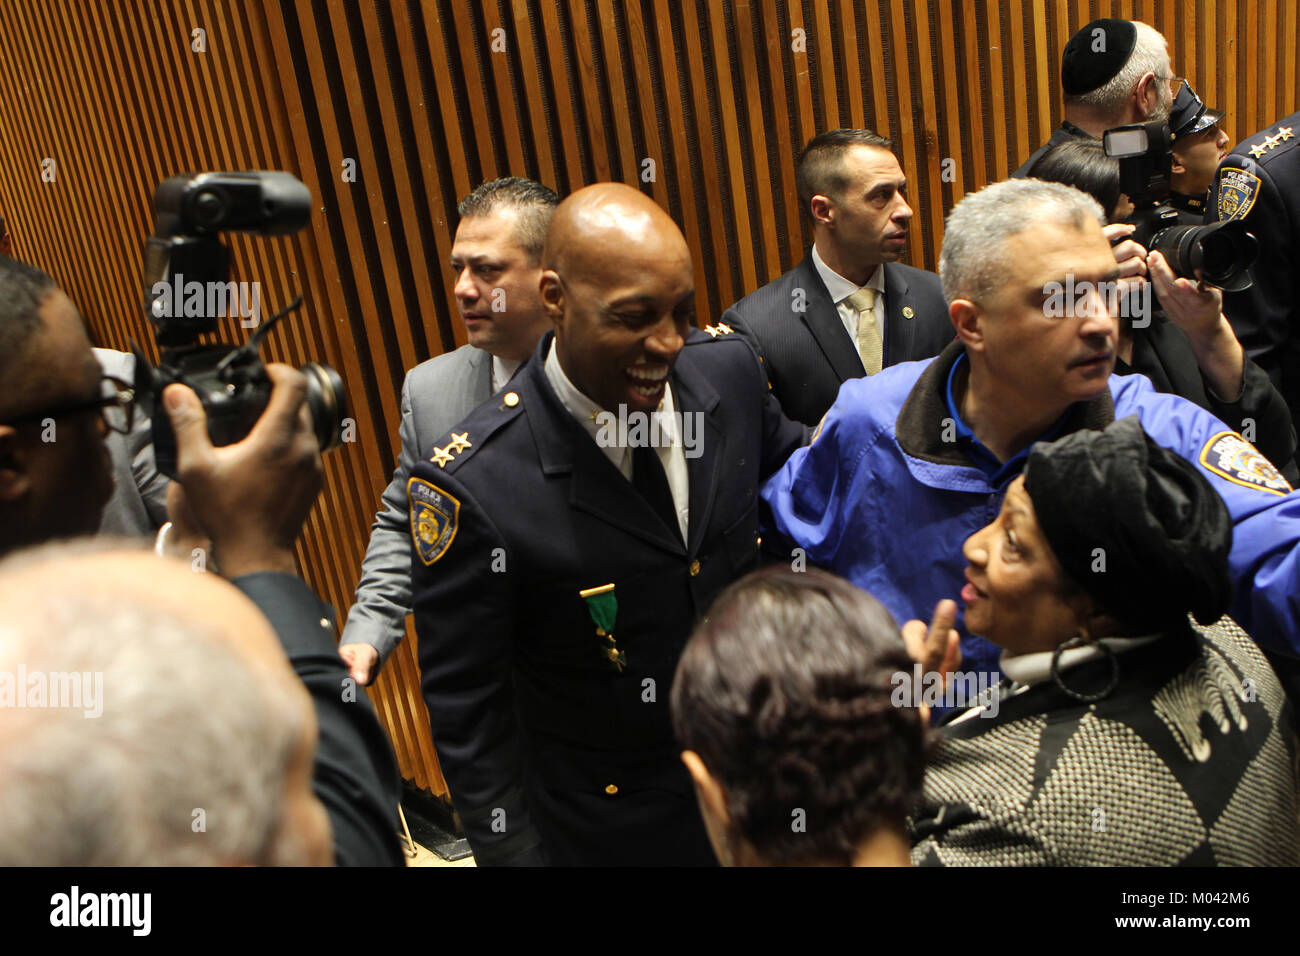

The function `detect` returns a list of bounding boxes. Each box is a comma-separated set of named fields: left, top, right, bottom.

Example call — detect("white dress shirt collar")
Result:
left=491, top=355, right=520, bottom=393
left=811, top=243, right=884, bottom=303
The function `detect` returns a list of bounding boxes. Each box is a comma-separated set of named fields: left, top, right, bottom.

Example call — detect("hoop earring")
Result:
left=1051, top=633, right=1119, bottom=703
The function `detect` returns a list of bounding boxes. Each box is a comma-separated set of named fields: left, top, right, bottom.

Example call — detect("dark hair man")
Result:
left=723, top=129, right=951, bottom=426
left=1014, top=18, right=1177, bottom=177
left=671, top=566, right=927, bottom=866
left=339, top=177, right=559, bottom=685
left=1206, top=108, right=1300, bottom=426
left=406, top=183, right=806, bottom=865
left=763, top=178, right=1300, bottom=701
left=0, top=254, right=403, bottom=865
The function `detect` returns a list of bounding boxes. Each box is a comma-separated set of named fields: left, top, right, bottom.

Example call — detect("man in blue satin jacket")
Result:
left=763, top=178, right=1299, bottom=690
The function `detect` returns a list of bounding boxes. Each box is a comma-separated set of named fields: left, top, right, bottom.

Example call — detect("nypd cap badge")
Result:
left=408, top=477, right=461, bottom=565
left=1199, top=431, right=1292, bottom=496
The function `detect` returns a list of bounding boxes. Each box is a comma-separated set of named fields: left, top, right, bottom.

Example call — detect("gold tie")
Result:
left=846, top=287, right=881, bottom=375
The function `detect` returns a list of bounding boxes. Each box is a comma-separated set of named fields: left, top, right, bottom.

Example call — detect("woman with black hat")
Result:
left=910, top=416, right=1300, bottom=866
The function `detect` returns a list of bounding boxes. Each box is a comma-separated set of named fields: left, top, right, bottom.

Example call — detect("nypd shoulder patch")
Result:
left=1198, top=431, right=1292, bottom=496
left=408, top=476, right=461, bottom=565
left=1214, top=166, right=1261, bottom=222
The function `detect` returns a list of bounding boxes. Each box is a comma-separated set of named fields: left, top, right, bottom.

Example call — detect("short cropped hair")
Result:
left=0, top=255, right=57, bottom=375
left=671, top=566, right=927, bottom=866
left=1032, top=138, right=1124, bottom=221
left=1064, top=21, right=1171, bottom=116
left=939, top=178, right=1105, bottom=304
left=456, top=177, right=560, bottom=262
left=796, top=129, right=894, bottom=220
left=0, top=540, right=307, bottom=865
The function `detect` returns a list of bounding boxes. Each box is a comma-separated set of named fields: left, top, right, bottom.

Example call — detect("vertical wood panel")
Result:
left=0, top=0, right=1295, bottom=801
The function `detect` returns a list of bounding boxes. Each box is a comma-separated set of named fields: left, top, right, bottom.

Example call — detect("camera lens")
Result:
left=1149, top=220, right=1258, bottom=292
left=300, top=362, right=347, bottom=452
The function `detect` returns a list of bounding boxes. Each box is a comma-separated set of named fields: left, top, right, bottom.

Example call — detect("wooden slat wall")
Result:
left=0, top=0, right=1296, bottom=799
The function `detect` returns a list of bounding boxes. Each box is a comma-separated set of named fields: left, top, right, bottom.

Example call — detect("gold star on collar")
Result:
left=1280, top=126, right=1295, bottom=142
left=447, top=432, right=472, bottom=453
left=1250, top=140, right=1269, bottom=159
left=430, top=446, right=454, bottom=467
left=716, top=322, right=733, bottom=335
left=703, top=324, right=720, bottom=337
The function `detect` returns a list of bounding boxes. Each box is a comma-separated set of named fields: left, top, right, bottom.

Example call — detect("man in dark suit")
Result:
left=338, top=178, right=558, bottom=685
left=723, top=129, right=951, bottom=426
left=407, top=183, right=806, bottom=865
left=1206, top=110, right=1300, bottom=423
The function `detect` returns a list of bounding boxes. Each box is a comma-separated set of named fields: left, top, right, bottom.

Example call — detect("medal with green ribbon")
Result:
left=579, top=583, right=625, bottom=672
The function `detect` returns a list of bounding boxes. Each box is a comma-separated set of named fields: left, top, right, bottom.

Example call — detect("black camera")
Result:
left=1103, top=121, right=1256, bottom=291
left=132, top=172, right=347, bottom=479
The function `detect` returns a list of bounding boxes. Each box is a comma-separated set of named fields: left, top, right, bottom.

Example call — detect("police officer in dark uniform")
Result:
left=1207, top=109, right=1300, bottom=421
left=406, top=183, right=806, bottom=866
left=1166, top=81, right=1228, bottom=225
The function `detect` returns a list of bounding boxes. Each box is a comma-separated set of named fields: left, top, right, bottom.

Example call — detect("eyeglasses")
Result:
left=3, top=375, right=136, bottom=435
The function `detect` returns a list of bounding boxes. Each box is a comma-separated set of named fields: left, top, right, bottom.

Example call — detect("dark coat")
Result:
left=407, top=329, right=806, bottom=865
left=233, top=572, right=405, bottom=867
left=1208, top=110, right=1300, bottom=418
left=1118, top=312, right=1296, bottom=474
left=722, top=255, right=953, bottom=426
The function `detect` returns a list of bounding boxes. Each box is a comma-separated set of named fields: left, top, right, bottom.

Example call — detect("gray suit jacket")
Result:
left=342, top=345, right=494, bottom=663
left=94, top=348, right=170, bottom=537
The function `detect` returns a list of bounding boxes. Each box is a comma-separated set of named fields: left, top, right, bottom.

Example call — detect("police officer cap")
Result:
left=1169, top=80, right=1225, bottom=138
left=1062, top=19, right=1137, bottom=96
left=1023, top=416, right=1233, bottom=632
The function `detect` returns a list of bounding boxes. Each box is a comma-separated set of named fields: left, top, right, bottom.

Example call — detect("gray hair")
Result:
left=1065, top=21, right=1171, bottom=118
left=456, top=177, right=560, bottom=262
left=0, top=544, right=306, bottom=865
left=939, top=178, right=1106, bottom=304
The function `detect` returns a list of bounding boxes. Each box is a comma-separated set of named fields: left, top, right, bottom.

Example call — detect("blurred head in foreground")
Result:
left=671, top=566, right=927, bottom=866
left=0, top=542, right=332, bottom=865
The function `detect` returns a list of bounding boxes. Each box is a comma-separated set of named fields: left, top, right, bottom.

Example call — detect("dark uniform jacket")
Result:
left=406, top=329, right=806, bottom=866
left=1207, top=111, right=1300, bottom=417
left=233, top=572, right=405, bottom=867
left=722, top=254, right=952, bottom=426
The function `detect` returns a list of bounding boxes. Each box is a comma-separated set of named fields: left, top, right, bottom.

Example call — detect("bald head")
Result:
left=0, top=542, right=331, bottom=865
left=543, top=183, right=691, bottom=278
left=539, top=184, right=696, bottom=414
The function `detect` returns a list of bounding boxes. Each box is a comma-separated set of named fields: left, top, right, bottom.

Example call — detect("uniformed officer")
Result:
left=1166, top=81, right=1228, bottom=224
left=407, top=183, right=806, bottom=865
left=763, top=178, right=1300, bottom=700
left=1207, top=107, right=1300, bottom=421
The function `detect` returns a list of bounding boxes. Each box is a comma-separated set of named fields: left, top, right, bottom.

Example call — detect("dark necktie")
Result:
left=632, top=443, right=681, bottom=542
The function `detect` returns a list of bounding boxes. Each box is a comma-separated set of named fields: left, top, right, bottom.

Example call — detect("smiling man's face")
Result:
left=543, top=188, right=696, bottom=414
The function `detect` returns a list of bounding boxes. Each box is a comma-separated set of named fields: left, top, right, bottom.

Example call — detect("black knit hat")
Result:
left=1062, top=19, right=1138, bottom=96
left=1023, top=416, right=1233, bottom=632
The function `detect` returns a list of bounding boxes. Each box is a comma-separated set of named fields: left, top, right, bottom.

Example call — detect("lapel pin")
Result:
left=902, top=306, right=914, bottom=319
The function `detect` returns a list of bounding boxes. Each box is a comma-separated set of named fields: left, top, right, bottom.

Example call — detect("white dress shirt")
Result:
left=543, top=339, right=689, bottom=540
left=491, top=356, right=520, bottom=393
left=811, top=243, right=886, bottom=353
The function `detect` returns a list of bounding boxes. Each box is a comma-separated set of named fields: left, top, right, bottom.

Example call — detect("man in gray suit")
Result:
left=338, top=178, right=559, bottom=684
left=723, top=129, right=952, bottom=426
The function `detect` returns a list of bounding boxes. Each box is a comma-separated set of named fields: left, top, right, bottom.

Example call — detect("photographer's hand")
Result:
left=162, top=364, right=323, bottom=578
left=1104, top=222, right=1150, bottom=300
left=1148, top=250, right=1245, bottom=401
